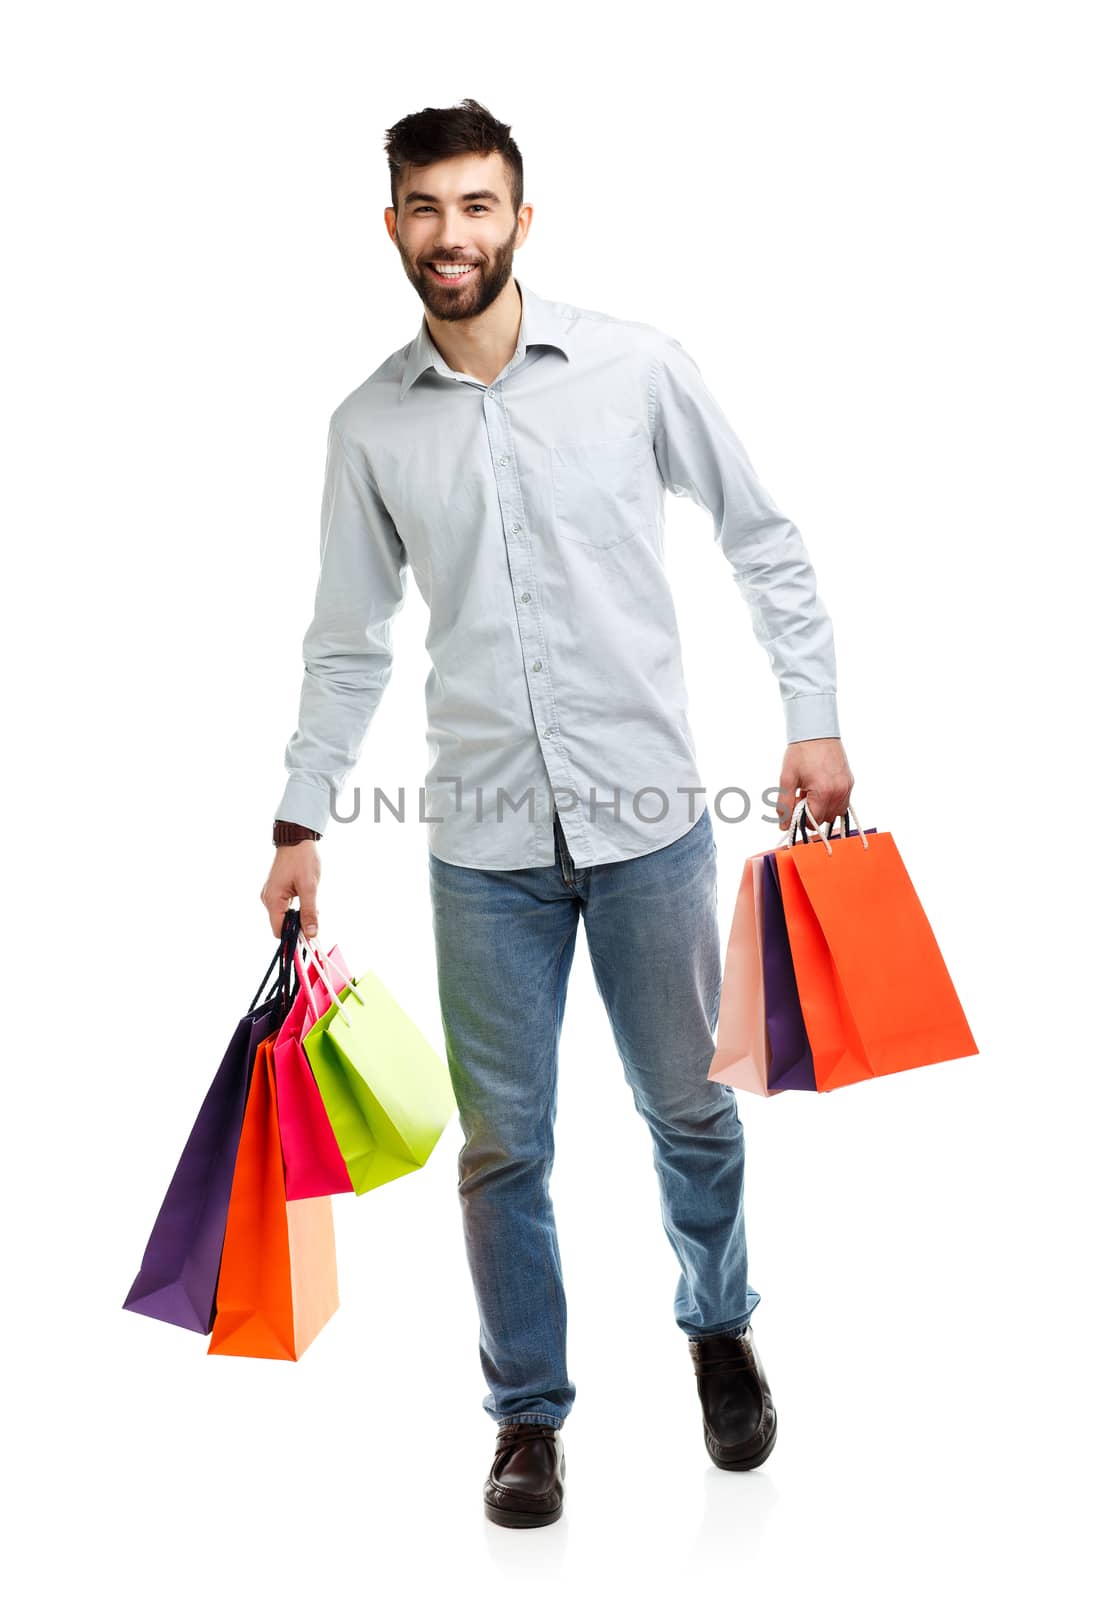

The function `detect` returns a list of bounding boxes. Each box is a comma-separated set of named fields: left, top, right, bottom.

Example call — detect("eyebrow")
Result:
left=402, top=189, right=503, bottom=206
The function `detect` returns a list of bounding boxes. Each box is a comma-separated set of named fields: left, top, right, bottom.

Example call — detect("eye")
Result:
left=413, top=204, right=490, bottom=214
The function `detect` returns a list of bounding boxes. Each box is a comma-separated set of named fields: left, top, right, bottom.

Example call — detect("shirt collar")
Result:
left=399, top=276, right=571, bottom=399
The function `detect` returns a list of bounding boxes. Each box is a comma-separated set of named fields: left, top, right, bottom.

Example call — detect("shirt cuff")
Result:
left=784, top=693, right=841, bottom=743
left=274, top=778, right=334, bottom=836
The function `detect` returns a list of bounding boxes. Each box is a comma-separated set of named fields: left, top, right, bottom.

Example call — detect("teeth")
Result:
left=430, top=263, right=475, bottom=276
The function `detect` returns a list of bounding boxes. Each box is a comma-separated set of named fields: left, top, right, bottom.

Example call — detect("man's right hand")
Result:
left=261, top=842, right=321, bottom=939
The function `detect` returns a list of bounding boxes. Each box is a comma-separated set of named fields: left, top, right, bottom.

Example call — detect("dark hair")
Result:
left=384, top=98, right=524, bottom=218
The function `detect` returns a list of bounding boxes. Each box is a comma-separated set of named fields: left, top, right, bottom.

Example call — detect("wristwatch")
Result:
left=273, top=819, right=322, bottom=847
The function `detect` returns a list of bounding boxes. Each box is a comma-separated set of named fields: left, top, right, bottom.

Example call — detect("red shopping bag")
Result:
left=208, top=1033, right=340, bottom=1361
left=776, top=805, right=978, bottom=1091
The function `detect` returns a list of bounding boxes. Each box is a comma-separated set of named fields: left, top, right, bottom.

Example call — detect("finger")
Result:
left=775, top=781, right=798, bottom=831
left=261, top=887, right=289, bottom=940
left=825, top=783, right=854, bottom=828
left=298, top=890, right=319, bottom=940
left=804, top=790, right=833, bottom=828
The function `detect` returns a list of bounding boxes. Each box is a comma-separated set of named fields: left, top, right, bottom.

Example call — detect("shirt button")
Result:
left=512, top=523, right=522, bottom=533
left=532, top=660, right=542, bottom=671
left=499, top=455, right=509, bottom=465
left=543, top=727, right=554, bottom=738
left=521, top=592, right=531, bottom=603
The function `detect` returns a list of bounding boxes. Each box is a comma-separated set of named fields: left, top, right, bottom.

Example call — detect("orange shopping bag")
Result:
left=208, top=1035, right=340, bottom=1360
left=775, top=802, right=978, bottom=1092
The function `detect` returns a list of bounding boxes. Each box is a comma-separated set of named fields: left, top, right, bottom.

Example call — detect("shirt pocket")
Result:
left=549, top=434, right=649, bottom=549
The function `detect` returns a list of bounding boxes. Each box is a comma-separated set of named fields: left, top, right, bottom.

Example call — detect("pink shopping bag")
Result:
left=273, top=943, right=355, bottom=1200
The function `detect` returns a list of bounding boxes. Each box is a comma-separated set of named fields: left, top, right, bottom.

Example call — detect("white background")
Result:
left=4, top=1, right=1109, bottom=1594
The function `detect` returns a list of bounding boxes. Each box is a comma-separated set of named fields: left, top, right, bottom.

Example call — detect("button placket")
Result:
left=486, top=387, right=578, bottom=856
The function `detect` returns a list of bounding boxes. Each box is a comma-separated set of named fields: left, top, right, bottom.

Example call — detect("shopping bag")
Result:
left=208, top=1034, right=339, bottom=1360
left=123, top=910, right=302, bottom=1333
left=273, top=942, right=355, bottom=1201
left=776, top=806, right=977, bottom=1091
left=761, top=851, right=818, bottom=1093
left=708, top=851, right=776, bottom=1094
left=297, top=936, right=457, bottom=1196
left=708, top=798, right=866, bottom=1095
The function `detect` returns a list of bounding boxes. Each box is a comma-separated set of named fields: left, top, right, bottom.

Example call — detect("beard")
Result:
left=398, top=224, right=518, bottom=323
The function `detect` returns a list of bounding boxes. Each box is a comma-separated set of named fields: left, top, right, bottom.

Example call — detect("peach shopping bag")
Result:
left=708, top=849, right=777, bottom=1095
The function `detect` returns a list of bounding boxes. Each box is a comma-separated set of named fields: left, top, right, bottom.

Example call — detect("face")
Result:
left=385, top=151, right=529, bottom=323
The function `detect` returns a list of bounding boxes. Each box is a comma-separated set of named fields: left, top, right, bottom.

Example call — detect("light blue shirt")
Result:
left=276, top=277, right=841, bottom=868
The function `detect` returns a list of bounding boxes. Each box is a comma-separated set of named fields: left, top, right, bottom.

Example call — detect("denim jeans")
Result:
left=426, top=802, right=761, bottom=1430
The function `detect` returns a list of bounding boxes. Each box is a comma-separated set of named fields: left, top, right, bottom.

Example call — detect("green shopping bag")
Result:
left=295, top=935, right=457, bottom=1196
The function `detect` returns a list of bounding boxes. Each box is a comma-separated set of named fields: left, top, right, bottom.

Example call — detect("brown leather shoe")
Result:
left=483, top=1421, right=566, bottom=1527
left=689, top=1323, right=778, bottom=1470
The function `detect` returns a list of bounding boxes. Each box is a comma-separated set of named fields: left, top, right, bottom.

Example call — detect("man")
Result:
left=262, top=98, right=854, bottom=1528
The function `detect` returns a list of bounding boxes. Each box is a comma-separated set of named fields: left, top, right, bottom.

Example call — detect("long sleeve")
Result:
left=274, top=420, right=409, bottom=834
left=649, top=334, right=840, bottom=743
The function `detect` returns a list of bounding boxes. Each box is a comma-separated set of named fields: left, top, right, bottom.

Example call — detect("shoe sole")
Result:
left=705, top=1411, right=778, bottom=1471
left=484, top=1499, right=564, bottom=1527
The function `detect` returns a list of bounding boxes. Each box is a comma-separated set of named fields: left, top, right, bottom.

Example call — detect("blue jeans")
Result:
left=427, top=802, right=761, bottom=1429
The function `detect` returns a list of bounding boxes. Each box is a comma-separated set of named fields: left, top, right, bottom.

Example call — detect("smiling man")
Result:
left=262, top=97, right=854, bottom=1528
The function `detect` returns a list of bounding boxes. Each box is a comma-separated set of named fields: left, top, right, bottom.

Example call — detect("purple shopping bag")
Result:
left=762, top=823, right=878, bottom=1092
left=761, top=852, right=818, bottom=1092
left=122, top=910, right=302, bottom=1334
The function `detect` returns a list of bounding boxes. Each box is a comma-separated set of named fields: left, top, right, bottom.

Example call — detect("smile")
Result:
left=427, top=263, right=478, bottom=283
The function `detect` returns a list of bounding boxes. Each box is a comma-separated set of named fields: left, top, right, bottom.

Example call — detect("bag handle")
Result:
left=294, top=934, right=337, bottom=1026
left=785, top=795, right=822, bottom=844
left=249, top=908, right=297, bottom=1004
left=821, top=805, right=868, bottom=847
left=281, top=908, right=304, bottom=1007
left=294, top=932, right=365, bottom=1030
left=786, top=796, right=869, bottom=856
left=249, top=908, right=302, bottom=1013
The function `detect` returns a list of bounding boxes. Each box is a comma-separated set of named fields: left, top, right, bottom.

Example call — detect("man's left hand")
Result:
left=775, top=737, right=855, bottom=832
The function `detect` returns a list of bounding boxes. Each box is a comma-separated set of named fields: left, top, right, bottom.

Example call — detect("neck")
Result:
left=424, top=276, right=522, bottom=385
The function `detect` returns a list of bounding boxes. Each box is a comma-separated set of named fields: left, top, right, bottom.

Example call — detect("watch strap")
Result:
left=273, top=819, right=322, bottom=847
